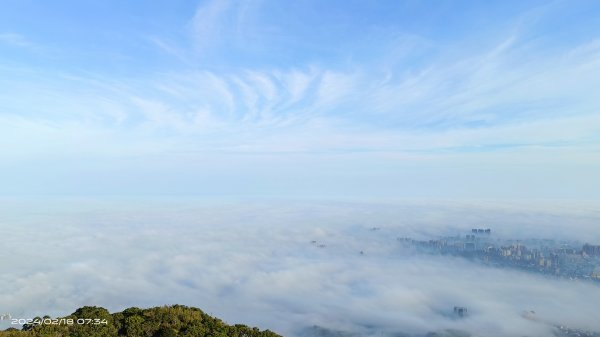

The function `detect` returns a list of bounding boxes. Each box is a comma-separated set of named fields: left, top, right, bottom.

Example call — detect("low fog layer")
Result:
left=1, top=198, right=600, bottom=336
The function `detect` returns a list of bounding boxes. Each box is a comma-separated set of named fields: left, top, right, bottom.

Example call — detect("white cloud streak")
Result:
left=4, top=32, right=600, bottom=155
left=191, top=0, right=232, bottom=53
left=0, top=33, right=34, bottom=49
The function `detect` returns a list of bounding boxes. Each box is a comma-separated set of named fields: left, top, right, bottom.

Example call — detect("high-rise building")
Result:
left=583, top=244, right=600, bottom=256
left=454, top=307, right=468, bottom=318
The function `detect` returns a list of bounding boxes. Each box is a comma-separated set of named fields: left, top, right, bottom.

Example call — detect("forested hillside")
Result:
left=0, top=305, right=281, bottom=337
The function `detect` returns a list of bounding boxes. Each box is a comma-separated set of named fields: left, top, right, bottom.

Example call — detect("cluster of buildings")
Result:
left=553, top=324, right=600, bottom=337
left=453, top=306, right=468, bottom=318
left=583, top=244, right=600, bottom=256
left=398, top=230, right=600, bottom=282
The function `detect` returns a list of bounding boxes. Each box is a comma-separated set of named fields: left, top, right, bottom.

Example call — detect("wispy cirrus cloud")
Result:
left=2, top=37, right=600, bottom=156
left=1, top=1, right=599, bottom=197
left=0, top=32, right=34, bottom=49
left=190, top=0, right=233, bottom=53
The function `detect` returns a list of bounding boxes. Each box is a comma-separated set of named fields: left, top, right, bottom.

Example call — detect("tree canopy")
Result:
left=1, top=305, right=282, bottom=337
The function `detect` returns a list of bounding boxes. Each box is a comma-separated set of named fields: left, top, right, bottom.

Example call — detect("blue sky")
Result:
left=1, top=0, right=599, bottom=198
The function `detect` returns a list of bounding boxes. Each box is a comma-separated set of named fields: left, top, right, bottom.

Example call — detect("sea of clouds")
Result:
left=1, top=198, right=600, bottom=336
